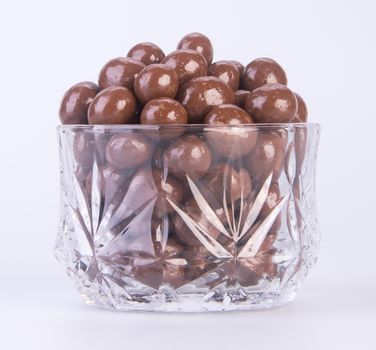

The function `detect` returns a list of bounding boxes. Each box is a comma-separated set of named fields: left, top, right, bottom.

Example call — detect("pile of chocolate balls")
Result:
left=59, top=32, right=307, bottom=127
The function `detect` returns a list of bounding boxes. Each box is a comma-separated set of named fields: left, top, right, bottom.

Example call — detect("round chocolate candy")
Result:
left=259, top=183, right=282, bottom=231
left=172, top=197, right=223, bottom=246
left=245, top=130, right=286, bottom=184
left=292, top=92, right=308, bottom=122
left=208, top=60, right=240, bottom=91
left=163, top=134, right=212, bottom=180
left=73, top=132, right=94, bottom=169
left=241, top=57, right=287, bottom=91
left=127, top=42, right=165, bottom=66
left=59, top=82, right=99, bottom=124
left=205, top=163, right=252, bottom=203
left=176, top=76, right=234, bottom=123
left=106, top=132, right=153, bottom=169
left=98, top=57, right=145, bottom=90
left=134, top=64, right=179, bottom=104
left=162, top=49, right=207, bottom=84
left=88, top=86, right=137, bottom=124
left=140, top=97, right=187, bottom=140
left=177, top=32, right=213, bottom=64
left=234, top=90, right=252, bottom=109
left=204, top=104, right=257, bottom=158
left=228, top=60, right=245, bottom=76
left=244, top=83, right=298, bottom=123
left=151, top=168, right=184, bottom=218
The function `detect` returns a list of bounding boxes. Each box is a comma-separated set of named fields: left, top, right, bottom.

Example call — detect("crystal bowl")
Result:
left=55, top=123, right=320, bottom=312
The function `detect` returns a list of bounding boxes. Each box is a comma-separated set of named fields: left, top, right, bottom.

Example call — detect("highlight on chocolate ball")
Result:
left=56, top=32, right=321, bottom=312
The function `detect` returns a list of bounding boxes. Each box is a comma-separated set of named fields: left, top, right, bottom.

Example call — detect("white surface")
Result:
left=0, top=0, right=375, bottom=349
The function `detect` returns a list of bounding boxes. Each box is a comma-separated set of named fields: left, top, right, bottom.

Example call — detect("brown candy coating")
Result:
left=292, top=92, right=308, bottom=122
left=163, top=134, right=212, bottom=180
left=246, top=130, right=286, bottom=184
left=151, top=168, right=184, bottom=218
left=205, top=163, right=252, bottom=203
left=259, top=183, right=282, bottom=231
left=242, top=57, right=287, bottom=91
left=134, top=64, right=179, bottom=104
left=162, top=49, right=207, bottom=84
left=73, top=132, right=94, bottom=168
left=177, top=32, right=213, bottom=64
left=176, top=76, right=234, bottom=123
left=204, top=104, right=257, bottom=158
left=98, top=57, right=145, bottom=90
left=208, top=61, right=240, bottom=91
left=244, top=83, right=298, bottom=123
left=127, top=42, right=165, bottom=66
left=106, top=133, right=153, bottom=169
left=88, top=86, right=137, bottom=124
left=234, top=90, right=252, bottom=109
left=228, top=60, right=245, bottom=76
left=59, top=82, right=99, bottom=124
left=140, top=97, right=187, bottom=140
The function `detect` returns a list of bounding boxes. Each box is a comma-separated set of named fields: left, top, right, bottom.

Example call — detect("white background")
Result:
left=0, top=0, right=375, bottom=349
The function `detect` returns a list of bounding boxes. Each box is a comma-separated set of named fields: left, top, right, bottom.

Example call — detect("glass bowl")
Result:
left=55, top=123, right=320, bottom=312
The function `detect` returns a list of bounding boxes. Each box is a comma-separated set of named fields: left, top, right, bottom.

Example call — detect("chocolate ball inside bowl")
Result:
left=177, top=32, right=213, bottom=64
left=162, top=49, right=208, bottom=85
left=59, top=82, right=99, bottom=124
left=127, top=42, right=165, bottom=65
left=88, top=86, right=137, bottom=124
left=176, top=76, right=234, bottom=123
left=134, top=64, right=179, bottom=104
left=234, top=90, right=252, bottom=109
left=98, top=57, right=145, bottom=90
left=208, top=60, right=240, bottom=91
left=292, top=92, right=308, bottom=122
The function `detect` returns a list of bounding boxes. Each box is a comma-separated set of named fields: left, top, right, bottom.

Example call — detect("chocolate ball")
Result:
left=259, top=183, right=282, bottom=231
left=73, top=132, right=94, bottom=169
left=88, top=86, right=137, bottom=124
left=106, top=133, right=153, bottom=169
left=151, top=168, right=184, bottom=218
left=162, top=49, right=207, bottom=84
left=208, top=61, right=240, bottom=91
left=177, top=32, right=213, bottom=64
left=292, top=92, right=308, bottom=122
left=228, top=60, right=245, bottom=76
left=241, top=57, right=287, bottom=91
left=172, top=197, right=222, bottom=246
left=140, top=97, right=187, bottom=140
left=134, top=64, right=179, bottom=104
left=176, top=76, right=234, bottom=123
left=244, top=83, right=298, bottom=123
left=163, top=134, right=212, bottom=180
left=98, top=57, right=145, bottom=90
left=234, top=90, right=252, bottom=109
left=204, top=104, right=257, bottom=158
left=245, top=130, right=286, bottom=184
left=59, top=82, right=99, bottom=124
left=127, top=42, right=165, bottom=66
left=205, top=163, right=252, bottom=203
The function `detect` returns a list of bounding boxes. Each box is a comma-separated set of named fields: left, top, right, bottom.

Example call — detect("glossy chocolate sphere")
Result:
left=98, top=57, right=145, bottom=90
left=140, top=97, right=187, bottom=140
left=59, top=82, right=99, bottom=124
left=205, top=163, right=252, bottom=202
left=242, top=57, right=287, bottom=91
left=134, top=64, right=179, bottom=104
left=162, top=49, right=207, bottom=84
left=176, top=76, right=234, bottom=123
left=234, top=90, right=252, bottom=109
left=292, top=92, right=308, bottom=122
left=228, top=60, right=245, bottom=76
left=177, top=32, right=213, bottom=64
left=106, top=132, right=153, bottom=169
left=246, top=130, right=286, bottom=184
left=73, top=132, right=94, bottom=168
left=204, top=104, right=257, bottom=158
left=163, top=134, right=212, bottom=180
left=151, top=168, right=184, bottom=217
left=208, top=61, right=240, bottom=91
left=259, top=183, right=282, bottom=231
left=127, top=42, right=165, bottom=65
left=88, top=86, right=137, bottom=124
left=244, top=83, right=298, bottom=123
